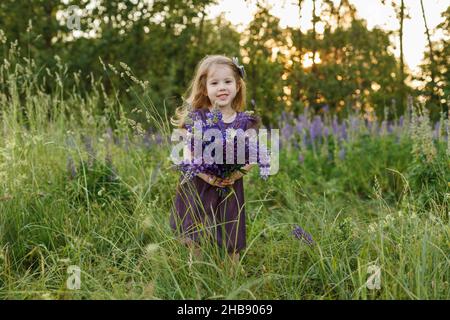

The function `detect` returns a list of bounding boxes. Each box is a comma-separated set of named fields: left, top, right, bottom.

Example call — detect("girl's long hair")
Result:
left=171, top=55, right=247, bottom=128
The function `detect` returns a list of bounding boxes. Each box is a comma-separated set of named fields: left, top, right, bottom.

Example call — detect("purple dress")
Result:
left=170, top=108, right=260, bottom=254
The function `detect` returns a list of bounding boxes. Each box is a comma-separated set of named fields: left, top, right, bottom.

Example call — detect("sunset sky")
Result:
left=206, top=0, right=449, bottom=75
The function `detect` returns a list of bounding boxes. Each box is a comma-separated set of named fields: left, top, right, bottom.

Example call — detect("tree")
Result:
left=241, top=2, right=286, bottom=124
left=380, top=0, right=410, bottom=117
left=419, top=5, right=450, bottom=119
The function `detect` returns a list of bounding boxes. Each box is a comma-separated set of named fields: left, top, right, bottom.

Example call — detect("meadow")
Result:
left=0, top=43, right=449, bottom=300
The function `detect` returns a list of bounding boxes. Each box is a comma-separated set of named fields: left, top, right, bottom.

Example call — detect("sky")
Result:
left=206, top=0, right=449, bottom=75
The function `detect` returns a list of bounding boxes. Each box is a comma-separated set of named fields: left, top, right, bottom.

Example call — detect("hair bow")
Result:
left=232, top=57, right=246, bottom=79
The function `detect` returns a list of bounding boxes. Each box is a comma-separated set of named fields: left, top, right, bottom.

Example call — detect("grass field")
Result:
left=0, top=46, right=449, bottom=300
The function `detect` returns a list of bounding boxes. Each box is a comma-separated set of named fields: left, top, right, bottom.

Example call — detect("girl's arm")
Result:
left=223, top=164, right=255, bottom=185
left=197, top=172, right=227, bottom=187
left=242, top=163, right=256, bottom=172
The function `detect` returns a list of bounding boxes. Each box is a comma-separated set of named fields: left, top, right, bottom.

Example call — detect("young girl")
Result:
left=170, top=55, right=261, bottom=263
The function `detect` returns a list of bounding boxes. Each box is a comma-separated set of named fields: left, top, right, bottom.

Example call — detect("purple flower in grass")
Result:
left=292, top=225, right=314, bottom=246
left=387, top=121, right=394, bottom=134
left=282, top=123, right=294, bottom=141
left=398, top=116, right=404, bottom=128
left=295, top=120, right=303, bottom=134
left=105, top=154, right=118, bottom=182
left=433, top=121, right=440, bottom=140
left=321, top=105, right=330, bottom=113
left=310, top=116, right=323, bottom=143
left=298, top=153, right=304, bottom=164
left=332, top=115, right=339, bottom=136
left=302, top=134, right=309, bottom=148
left=142, top=132, right=152, bottom=149
left=82, top=134, right=95, bottom=167
left=350, top=117, right=359, bottom=132
left=155, top=133, right=163, bottom=145
left=67, top=155, right=77, bottom=179
left=177, top=108, right=270, bottom=196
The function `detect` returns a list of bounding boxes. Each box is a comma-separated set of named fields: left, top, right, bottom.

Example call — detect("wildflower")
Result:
left=323, top=126, right=330, bottom=137
left=67, top=156, right=77, bottom=179
left=145, top=243, right=160, bottom=256
left=309, top=116, right=323, bottom=143
left=282, top=123, right=294, bottom=141
left=81, top=134, right=96, bottom=167
left=332, top=115, right=339, bottom=136
left=368, top=223, right=377, bottom=234
left=383, top=214, right=394, bottom=227
left=339, top=122, right=348, bottom=141
left=399, top=115, right=404, bottom=128
left=292, top=225, right=314, bottom=246
left=409, top=103, right=436, bottom=163
left=0, top=29, right=6, bottom=44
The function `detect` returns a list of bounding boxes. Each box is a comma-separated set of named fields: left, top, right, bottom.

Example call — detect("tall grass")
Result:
left=0, top=36, right=449, bottom=300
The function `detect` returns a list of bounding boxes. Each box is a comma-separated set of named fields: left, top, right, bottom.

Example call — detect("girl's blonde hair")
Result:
left=171, top=55, right=247, bottom=128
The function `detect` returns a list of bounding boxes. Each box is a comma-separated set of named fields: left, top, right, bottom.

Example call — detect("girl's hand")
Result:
left=222, top=170, right=247, bottom=185
left=199, top=174, right=228, bottom=187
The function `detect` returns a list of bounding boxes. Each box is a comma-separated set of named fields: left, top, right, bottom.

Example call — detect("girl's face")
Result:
left=206, top=64, right=238, bottom=109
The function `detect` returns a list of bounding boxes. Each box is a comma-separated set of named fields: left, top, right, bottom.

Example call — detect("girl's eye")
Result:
left=226, top=81, right=232, bottom=83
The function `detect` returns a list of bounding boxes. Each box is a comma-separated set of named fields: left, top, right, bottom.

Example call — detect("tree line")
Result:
left=0, top=0, right=448, bottom=125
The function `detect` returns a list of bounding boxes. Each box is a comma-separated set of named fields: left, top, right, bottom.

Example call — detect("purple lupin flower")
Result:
left=433, top=121, right=440, bottom=140
left=339, top=122, right=348, bottom=141
left=82, top=134, right=95, bottom=167
left=295, top=120, right=303, bottom=134
left=282, top=123, right=294, bottom=141
left=67, top=155, right=77, bottom=179
left=350, top=117, right=359, bottom=132
left=155, top=133, right=163, bottom=145
left=142, top=131, right=152, bottom=149
left=398, top=116, right=404, bottom=128
left=302, top=133, right=309, bottom=148
left=332, top=115, right=339, bottom=136
left=298, top=153, right=304, bottom=164
left=387, top=120, right=394, bottom=134
left=292, top=225, right=314, bottom=246
left=309, top=116, right=323, bottom=143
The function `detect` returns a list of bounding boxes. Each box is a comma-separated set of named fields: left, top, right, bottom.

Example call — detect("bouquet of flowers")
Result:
left=177, top=105, right=270, bottom=196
